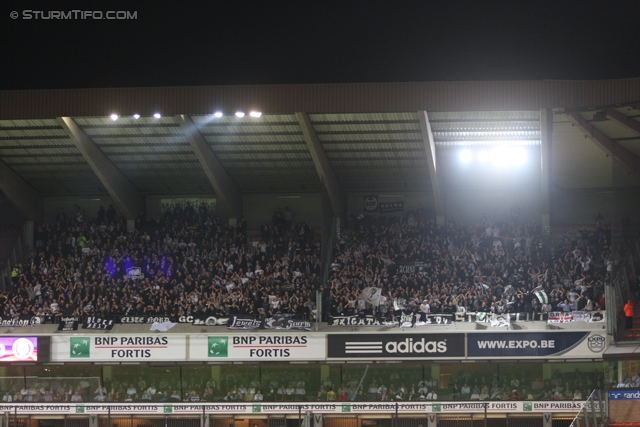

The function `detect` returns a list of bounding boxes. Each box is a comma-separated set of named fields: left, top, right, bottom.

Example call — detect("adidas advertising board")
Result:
left=467, top=331, right=607, bottom=358
left=189, top=334, right=325, bottom=361
left=328, top=333, right=465, bottom=359
left=51, top=335, right=186, bottom=361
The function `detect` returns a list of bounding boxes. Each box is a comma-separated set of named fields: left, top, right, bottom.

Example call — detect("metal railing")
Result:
left=569, top=390, right=607, bottom=427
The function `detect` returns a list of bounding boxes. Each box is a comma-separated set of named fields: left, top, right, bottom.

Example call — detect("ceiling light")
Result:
left=214, top=112, right=223, bottom=118
left=153, top=113, right=161, bottom=119
left=133, top=114, right=140, bottom=119
left=110, top=114, right=118, bottom=121
left=235, top=112, right=245, bottom=118
left=249, top=111, right=262, bottom=117
left=459, top=149, right=472, bottom=164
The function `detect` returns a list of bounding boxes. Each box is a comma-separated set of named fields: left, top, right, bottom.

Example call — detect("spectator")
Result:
left=624, top=300, right=634, bottom=330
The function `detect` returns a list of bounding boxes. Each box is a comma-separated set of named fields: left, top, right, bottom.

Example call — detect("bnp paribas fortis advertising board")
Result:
left=51, top=336, right=186, bottom=362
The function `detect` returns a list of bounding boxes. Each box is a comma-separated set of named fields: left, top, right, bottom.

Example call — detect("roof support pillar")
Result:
left=0, top=160, right=43, bottom=221
left=540, top=109, right=553, bottom=235
left=418, top=111, right=445, bottom=226
left=606, top=108, right=640, bottom=134
left=178, top=115, right=243, bottom=218
left=296, top=112, right=346, bottom=217
left=58, top=117, right=144, bottom=221
left=567, top=112, right=640, bottom=182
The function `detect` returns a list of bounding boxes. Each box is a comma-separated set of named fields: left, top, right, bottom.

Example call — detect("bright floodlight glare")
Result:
left=492, top=147, right=508, bottom=167
left=512, top=147, right=527, bottom=165
left=153, top=113, right=161, bottom=119
left=459, top=149, right=473, bottom=163
left=235, top=112, right=245, bottom=118
left=249, top=111, right=262, bottom=117
left=214, top=112, right=223, bottom=118
left=478, top=150, right=489, bottom=163
left=110, top=114, right=118, bottom=121
left=133, top=114, right=140, bottom=119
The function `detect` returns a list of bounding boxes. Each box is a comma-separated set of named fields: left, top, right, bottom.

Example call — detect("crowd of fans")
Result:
left=616, top=375, right=640, bottom=388
left=328, top=207, right=615, bottom=320
left=0, top=202, right=622, bottom=404
left=3, top=204, right=321, bottom=323
left=0, top=377, right=100, bottom=403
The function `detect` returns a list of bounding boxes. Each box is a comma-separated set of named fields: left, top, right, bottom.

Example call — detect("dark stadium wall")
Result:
left=146, top=195, right=226, bottom=221
left=551, top=149, right=640, bottom=234
left=242, top=193, right=323, bottom=236
left=444, top=190, right=542, bottom=225
left=0, top=195, right=25, bottom=231
left=43, top=197, right=116, bottom=225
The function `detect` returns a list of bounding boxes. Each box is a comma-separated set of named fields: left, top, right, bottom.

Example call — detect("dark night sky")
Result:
left=2, top=1, right=640, bottom=90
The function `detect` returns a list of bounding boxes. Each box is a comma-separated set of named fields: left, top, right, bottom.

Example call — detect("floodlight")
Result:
left=214, top=112, right=223, bottom=118
left=235, top=112, right=245, bottom=117
left=511, top=147, right=527, bottom=165
left=133, top=114, right=140, bottom=119
left=492, top=147, right=509, bottom=167
left=153, top=113, right=161, bottom=119
left=249, top=111, right=262, bottom=117
left=110, top=114, right=118, bottom=121
left=478, top=150, right=489, bottom=163
left=459, top=149, right=472, bottom=164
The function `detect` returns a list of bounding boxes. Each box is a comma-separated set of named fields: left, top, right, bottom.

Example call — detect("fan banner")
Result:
left=57, top=316, right=79, bottom=331
left=227, top=316, right=311, bottom=331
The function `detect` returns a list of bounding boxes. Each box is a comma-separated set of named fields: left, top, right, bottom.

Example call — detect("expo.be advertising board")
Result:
left=0, top=401, right=599, bottom=415
left=51, top=335, right=186, bottom=362
left=466, top=332, right=607, bottom=359
left=328, top=333, right=466, bottom=359
left=188, top=334, right=325, bottom=361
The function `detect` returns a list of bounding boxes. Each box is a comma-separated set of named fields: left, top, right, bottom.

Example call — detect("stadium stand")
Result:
left=328, top=209, right=610, bottom=320
left=1, top=80, right=639, bottom=425
left=3, top=204, right=319, bottom=324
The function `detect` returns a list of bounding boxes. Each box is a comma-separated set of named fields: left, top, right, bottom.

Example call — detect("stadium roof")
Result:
left=0, top=79, right=639, bottom=221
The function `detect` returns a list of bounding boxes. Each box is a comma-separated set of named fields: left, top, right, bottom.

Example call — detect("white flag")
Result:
left=150, top=321, right=177, bottom=332
left=393, top=297, right=407, bottom=311
left=359, top=287, right=382, bottom=306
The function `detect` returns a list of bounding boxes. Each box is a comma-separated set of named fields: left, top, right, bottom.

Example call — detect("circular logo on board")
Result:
left=364, top=196, right=378, bottom=212
left=587, top=334, right=606, bottom=353
left=12, top=338, right=35, bottom=360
